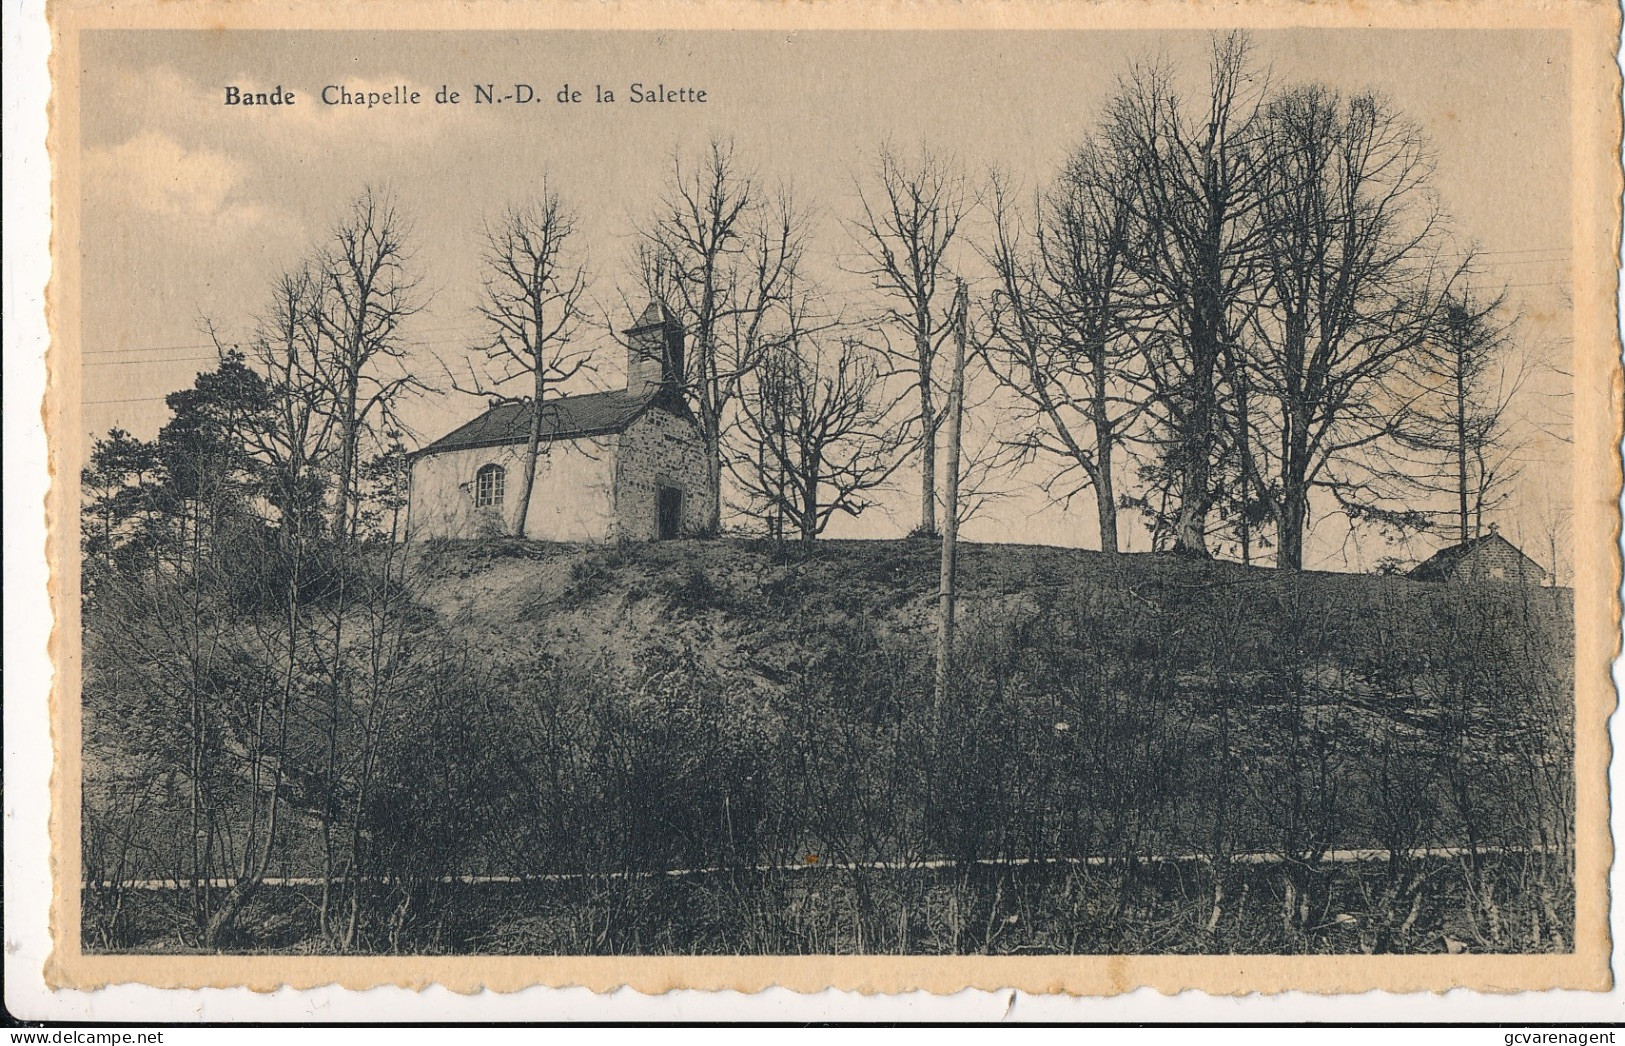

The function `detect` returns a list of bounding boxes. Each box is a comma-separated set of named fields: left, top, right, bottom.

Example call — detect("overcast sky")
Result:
left=77, top=29, right=1573, bottom=567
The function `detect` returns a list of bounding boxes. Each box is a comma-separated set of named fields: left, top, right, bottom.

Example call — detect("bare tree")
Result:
left=1208, top=329, right=1275, bottom=565
left=459, top=189, right=592, bottom=537
left=1392, top=286, right=1526, bottom=544
left=311, top=187, right=426, bottom=542
left=728, top=305, right=906, bottom=542
left=945, top=402, right=1019, bottom=532
left=1104, top=33, right=1268, bottom=557
left=197, top=244, right=418, bottom=941
left=849, top=142, right=970, bottom=537
left=205, top=261, right=341, bottom=543
left=934, top=282, right=969, bottom=713
left=981, top=151, right=1143, bottom=554
left=1250, top=85, right=1454, bottom=569
left=237, top=191, right=423, bottom=937
left=638, top=139, right=805, bottom=534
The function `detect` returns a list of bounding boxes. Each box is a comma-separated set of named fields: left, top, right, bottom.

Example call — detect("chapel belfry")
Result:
left=623, top=302, right=686, bottom=398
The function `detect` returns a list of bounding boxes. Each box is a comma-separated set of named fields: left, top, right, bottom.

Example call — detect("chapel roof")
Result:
left=628, top=300, right=678, bottom=331
left=414, top=387, right=669, bottom=457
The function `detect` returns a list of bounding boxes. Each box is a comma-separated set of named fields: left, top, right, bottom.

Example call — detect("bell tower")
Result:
left=622, top=302, right=685, bottom=398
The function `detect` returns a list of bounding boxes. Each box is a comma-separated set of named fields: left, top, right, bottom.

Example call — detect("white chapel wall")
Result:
left=408, top=438, right=617, bottom=542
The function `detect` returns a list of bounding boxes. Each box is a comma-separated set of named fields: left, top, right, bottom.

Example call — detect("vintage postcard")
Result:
left=39, top=0, right=1621, bottom=999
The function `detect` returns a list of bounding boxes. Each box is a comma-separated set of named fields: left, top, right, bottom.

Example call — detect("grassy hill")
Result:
left=414, top=534, right=1569, bottom=694
left=83, top=536, right=1576, bottom=955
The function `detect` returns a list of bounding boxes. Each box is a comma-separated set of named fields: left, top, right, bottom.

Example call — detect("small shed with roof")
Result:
left=407, top=304, right=711, bottom=542
left=1406, top=532, right=1548, bottom=585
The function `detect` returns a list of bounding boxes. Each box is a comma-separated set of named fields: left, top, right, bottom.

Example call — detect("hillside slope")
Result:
left=415, top=533, right=1573, bottom=838
left=82, top=536, right=1576, bottom=954
left=411, top=535, right=1571, bottom=710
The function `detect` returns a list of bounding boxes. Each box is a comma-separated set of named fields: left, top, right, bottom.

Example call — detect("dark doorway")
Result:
left=657, top=485, right=683, bottom=540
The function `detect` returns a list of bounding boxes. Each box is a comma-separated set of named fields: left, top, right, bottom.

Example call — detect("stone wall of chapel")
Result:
left=612, top=408, right=712, bottom=539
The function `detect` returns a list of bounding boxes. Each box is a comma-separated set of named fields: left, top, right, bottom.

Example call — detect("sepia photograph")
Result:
left=34, top=4, right=1620, bottom=1000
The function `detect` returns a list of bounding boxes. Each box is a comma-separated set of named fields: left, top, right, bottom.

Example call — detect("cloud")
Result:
left=85, top=132, right=269, bottom=230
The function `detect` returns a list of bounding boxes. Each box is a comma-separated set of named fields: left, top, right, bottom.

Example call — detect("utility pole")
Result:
left=934, top=280, right=968, bottom=716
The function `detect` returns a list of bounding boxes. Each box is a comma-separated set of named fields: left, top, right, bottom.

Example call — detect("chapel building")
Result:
left=406, top=304, right=711, bottom=542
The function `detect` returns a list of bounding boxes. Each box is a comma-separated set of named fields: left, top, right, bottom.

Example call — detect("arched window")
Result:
left=474, top=464, right=506, bottom=508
